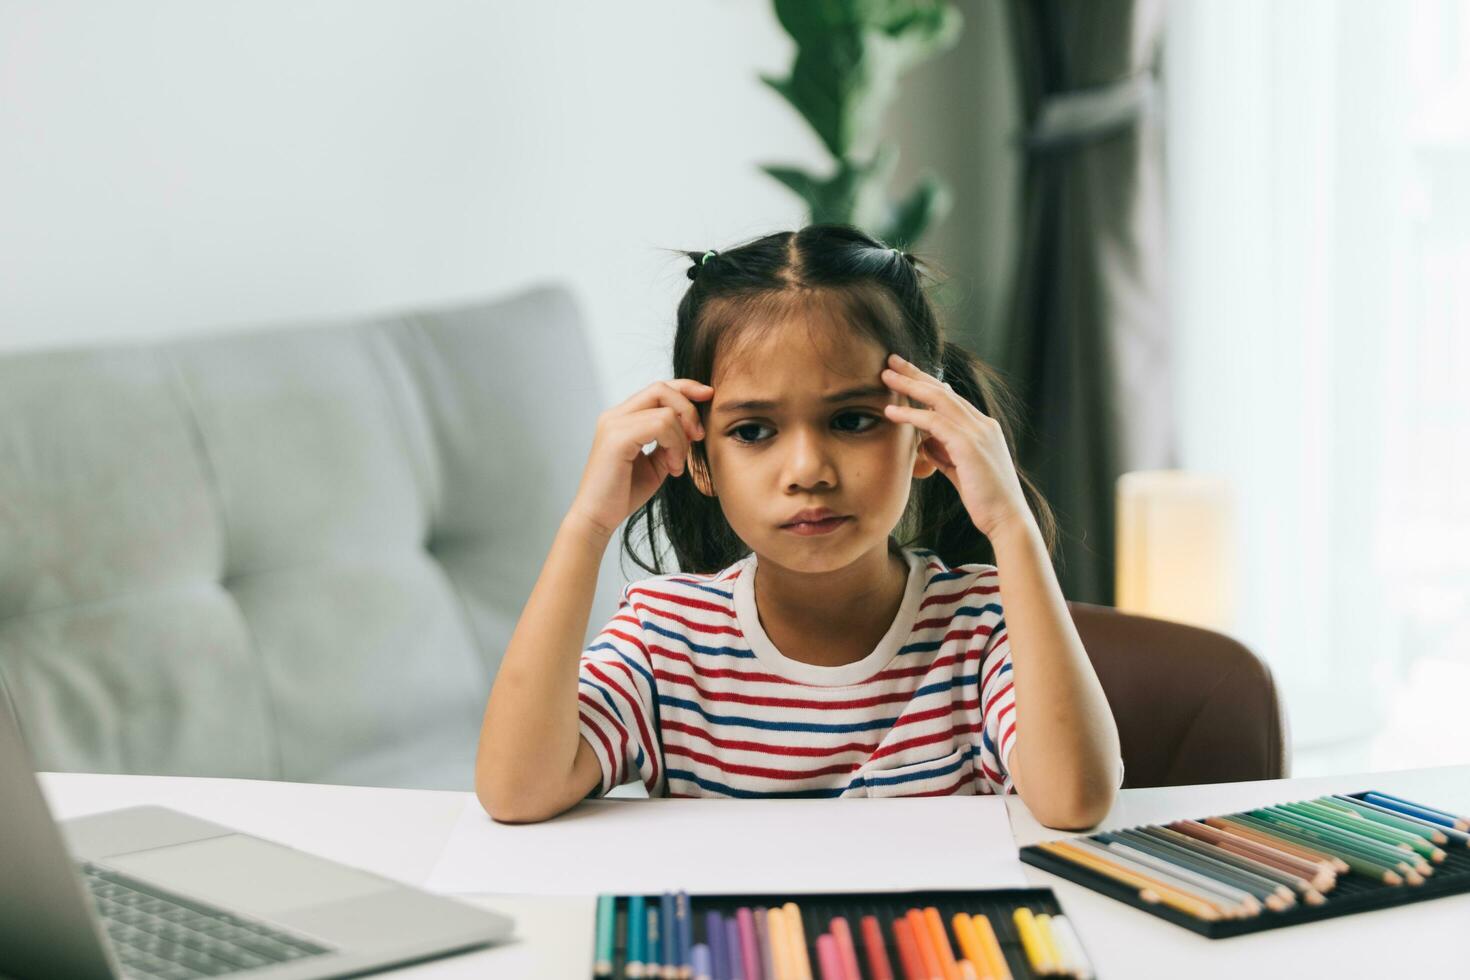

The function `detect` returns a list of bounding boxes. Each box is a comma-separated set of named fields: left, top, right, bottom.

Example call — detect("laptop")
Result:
left=0, top=699, right=514, bottom=980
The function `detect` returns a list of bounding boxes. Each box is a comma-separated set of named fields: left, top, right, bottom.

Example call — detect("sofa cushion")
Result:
left=0, top=284, right=612, bottom=789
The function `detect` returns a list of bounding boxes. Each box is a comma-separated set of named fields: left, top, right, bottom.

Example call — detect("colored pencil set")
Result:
left=1021, top=789, right=1470, bottom=938
left=592, top=889, right=1095, bottom=979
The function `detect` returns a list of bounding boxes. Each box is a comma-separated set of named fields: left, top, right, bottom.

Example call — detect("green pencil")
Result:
left=1268, top=805, right=1432, bottom=874
left=595, top=895, right=616, bottom=978
left=1327, top=795, right=1451, bottom=844
left=1249, top=809, right=1417, bottom=883
left=1295, top=800, right=1445, bottom=861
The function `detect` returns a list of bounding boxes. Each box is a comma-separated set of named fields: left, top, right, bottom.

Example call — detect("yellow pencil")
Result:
left=1011, top=908, right=1055, bottom=976
left=767, top=906, right=791, bottom=980
left=968, top=913, right=1012, bottom=980
left=1033, top=915, right=1066, bottom=975
left=782, top=902, right=813, bottom=980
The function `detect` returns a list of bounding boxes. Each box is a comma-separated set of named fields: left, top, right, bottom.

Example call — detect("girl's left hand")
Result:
left=881, top=353, right=1033, bottom=541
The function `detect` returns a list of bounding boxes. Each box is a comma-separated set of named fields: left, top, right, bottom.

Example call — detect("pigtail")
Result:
left=901, top=341, right=1059, bottom=569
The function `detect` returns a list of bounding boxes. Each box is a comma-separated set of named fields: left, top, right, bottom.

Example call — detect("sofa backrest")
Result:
left=0, top=283, right=619, bottom=789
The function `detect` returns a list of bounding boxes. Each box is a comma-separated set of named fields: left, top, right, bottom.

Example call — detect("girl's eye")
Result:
left=727, top=413, right=881, bottom=445
left=729, top=422, right=774, bottom=444
left=834, top=412, right=881, bottom=433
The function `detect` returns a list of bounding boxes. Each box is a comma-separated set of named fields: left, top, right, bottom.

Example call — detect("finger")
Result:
left=634, top=409, right=691, bottom=476
left=884, top=355, right=984, bottom=423
left=618, top=380, right=711, bottom=441
left=882, top=401, right=955, bottom=436
left=621, top=406, right=689, bottom=466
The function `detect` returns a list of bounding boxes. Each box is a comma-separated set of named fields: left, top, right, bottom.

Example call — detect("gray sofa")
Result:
left=0, top=284, right=622, bottom=790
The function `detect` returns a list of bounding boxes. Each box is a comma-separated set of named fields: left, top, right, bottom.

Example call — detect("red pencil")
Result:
left=859, top=915, right=894, bottom=980
left=892, top=917, right=926, bottom=980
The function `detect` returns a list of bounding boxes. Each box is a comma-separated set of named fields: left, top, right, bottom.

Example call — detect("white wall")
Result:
left=0, top=1, right=829, bottom=403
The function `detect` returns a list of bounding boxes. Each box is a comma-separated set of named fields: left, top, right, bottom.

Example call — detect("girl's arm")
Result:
left=989, top=516, right=1121, bottom=830
left=474, top=513, right=612, bottom=823
left=474, top=377, right=712, bottom=823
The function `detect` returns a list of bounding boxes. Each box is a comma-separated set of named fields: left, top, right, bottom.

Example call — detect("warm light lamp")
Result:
left=1115, top=470, right=1235, bottom=631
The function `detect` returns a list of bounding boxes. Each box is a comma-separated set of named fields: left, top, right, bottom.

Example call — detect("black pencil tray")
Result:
left=610, top=887, right=1074, bottom=980
left=1017, top=790, right=1470, bottom=939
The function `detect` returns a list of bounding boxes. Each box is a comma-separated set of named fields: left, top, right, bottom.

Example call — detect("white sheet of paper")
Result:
left=425, top=795, right=1028, bottom=895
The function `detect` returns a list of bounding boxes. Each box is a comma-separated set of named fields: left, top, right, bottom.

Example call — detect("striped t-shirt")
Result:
left=576, top=545, right=1018, bottom=799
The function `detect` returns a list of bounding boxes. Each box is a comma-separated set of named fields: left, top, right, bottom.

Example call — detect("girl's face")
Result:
left=693, top=319, right=937, bottom=574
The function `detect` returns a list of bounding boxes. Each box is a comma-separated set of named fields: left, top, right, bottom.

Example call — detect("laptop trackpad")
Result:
left=104, top=834, right=393, bottom=918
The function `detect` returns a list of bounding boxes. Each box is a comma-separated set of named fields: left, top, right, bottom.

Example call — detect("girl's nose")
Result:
left=783, top=427, right=837, bottom=490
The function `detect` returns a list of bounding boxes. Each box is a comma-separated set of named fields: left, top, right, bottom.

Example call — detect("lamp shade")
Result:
left=1115, top=470, right=1235, bottom=631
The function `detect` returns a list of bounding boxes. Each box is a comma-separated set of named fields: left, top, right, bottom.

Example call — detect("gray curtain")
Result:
left=1001, top=0, right=1172, bottom=605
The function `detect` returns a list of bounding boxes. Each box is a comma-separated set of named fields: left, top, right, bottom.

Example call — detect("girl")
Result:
left=476, top=225, right=1121, bottom=829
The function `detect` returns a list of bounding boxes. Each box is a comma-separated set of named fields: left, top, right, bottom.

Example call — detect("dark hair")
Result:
left=621, top=223, right=1057, bottom=576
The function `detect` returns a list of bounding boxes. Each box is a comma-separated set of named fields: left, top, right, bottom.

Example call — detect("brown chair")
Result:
left=1067, top=601, right=1289, bottom=788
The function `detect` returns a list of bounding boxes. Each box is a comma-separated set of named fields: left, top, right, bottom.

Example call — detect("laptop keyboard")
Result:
left=81, top=862, right=333, bottom=979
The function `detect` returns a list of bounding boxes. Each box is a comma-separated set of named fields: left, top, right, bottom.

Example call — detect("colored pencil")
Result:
left=1143, top=824, right=1312, bottom=900
left=1098, top=833, right=1268, bottom=912
left=1210, top=814, right=1349, bottom=873
left=1011, top=908, right=1055, bottom=976
left=921, top=907, right=962, bottom=980
left=967, top=914, right=1011, bottom=980
left=860, top=915, right=895, bottom=980
left=1329, top=795, right=1455, bottom=845
left=649, top=907, right=664, bottom=980
left=816, top=935, right=843, bottom=980
left=727, top=917, right=746, bottom=980
left=890, top=916, right=925, bottom=980
left=1069, top=836, right=1249, bottom=917
left=659, top=893, right=675, bottom=979
left=1253, top=808, right=1427, bottom=879
left=595, top=895, right=616, bottom=978
left=692, top=944, right=713, bottom=980
left=1170, top=819, right=1335, bottom=891
left=1296, top=800, right=1445, bottom=862
left=1037, top=840, right=1223, bottom=921
left=707, top=911, right=727, bottom=980
left=677, top=892, right=694, bottom=979
left=1032, top=915, right=1064, bottom=974
left=904, top=909, right=944, bottom=979
left=829, top=917, right=862, bottom=980
left=957, top=962, right=978, bottom=980
left=782, top=903, right=813, bottom=980
left=766, top=907, right=791, bottom=980
left=1130, top=827, right=1295, bottom=905
left=1241, top=811, right=1410, bottom=883
left=737, top=908, right=763, bottom=980
left=1363, top=791, right=1470, bottom=830
left=629, top=895, right=647, bottom=979
left=755, top=908, right=776, bottom=980
left=1049, top=916, right=1094, bottom=980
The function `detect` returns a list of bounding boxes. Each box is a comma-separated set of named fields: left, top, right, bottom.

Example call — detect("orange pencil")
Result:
left=859, top=915, right=895, bottom=980
left=968, top=914, right=1012, bottom=980
left=921, top=907, right=962, bottom=980
left=1206, top=816, right=1349, bottom=873
left=905, top=909, right=944, bottom=980
left=891, top=916, right=926, bottom=980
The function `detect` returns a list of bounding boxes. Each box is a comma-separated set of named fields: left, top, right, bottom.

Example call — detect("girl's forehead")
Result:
left=710, top=318, right=887, bottom=388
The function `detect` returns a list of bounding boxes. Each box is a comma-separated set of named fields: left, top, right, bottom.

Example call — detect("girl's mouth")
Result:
left=781, top=516, right=852, bottom=536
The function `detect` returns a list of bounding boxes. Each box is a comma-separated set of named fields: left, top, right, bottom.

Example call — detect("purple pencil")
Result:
left=725, top=916, right=745, bottom=980
left=692, top=943, right=713, bottom=980
left=736, top=908, right=763, bottom=980
left=705, top=911, right=727, bottom=980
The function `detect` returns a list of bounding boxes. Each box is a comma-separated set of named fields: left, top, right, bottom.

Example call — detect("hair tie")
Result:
left=701, top=250, right=718, bottom=265
left=934, top=366, right=945, bottom=382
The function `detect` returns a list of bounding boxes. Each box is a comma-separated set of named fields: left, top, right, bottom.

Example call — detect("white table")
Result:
left=38, top=766, right=1470, bottom=978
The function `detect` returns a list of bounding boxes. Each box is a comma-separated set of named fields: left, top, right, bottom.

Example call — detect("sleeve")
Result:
left=976, top=612, right=1018, bottom=795
left=576, top=582, right=664, bottom=798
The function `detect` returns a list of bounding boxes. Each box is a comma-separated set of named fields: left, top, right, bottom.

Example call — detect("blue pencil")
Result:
left=1365, top=791, right=1469, bottom=829
left=661, top=892, right=676, bottom=979
left=594, top=895, right=616, bottom=978
left=1362, top=792, right=1467, bottom=830
left=628, top=895, right=646, bottom=979
left=676, top=891, right=693, bottom=978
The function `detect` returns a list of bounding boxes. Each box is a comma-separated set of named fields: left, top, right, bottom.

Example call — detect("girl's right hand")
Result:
left=567, top=378, right=714, bottom=538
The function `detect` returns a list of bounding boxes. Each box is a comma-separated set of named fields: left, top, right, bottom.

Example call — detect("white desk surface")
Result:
left=38, top=765, right=1470, bottom=978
